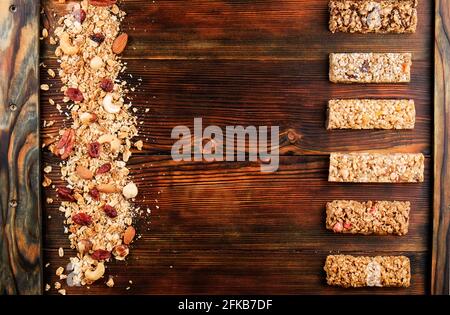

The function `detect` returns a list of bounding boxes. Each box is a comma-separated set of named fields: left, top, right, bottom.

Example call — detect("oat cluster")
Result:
left=329, top=0, right=418, bottom=34
left=48, top=0, right=139, bottom=287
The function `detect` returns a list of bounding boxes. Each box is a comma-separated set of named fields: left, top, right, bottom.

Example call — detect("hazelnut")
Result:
left=90, top=56, right=104, bottom=69
left=122, top=182, right=138, bottom=199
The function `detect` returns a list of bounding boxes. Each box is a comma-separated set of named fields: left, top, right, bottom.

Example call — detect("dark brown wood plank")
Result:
left=0, top=0, right=41, bottom=295
left=42, top=154, right=431, bottom=294
left=40, top=0, right=433, bottom=61
left=43, top=249, right=428, bottom=295
left=39, top=59, right=433, bottom=156
left=432, top=0, right=450, bottom=295
left=38, top=0, right=434, bottom=295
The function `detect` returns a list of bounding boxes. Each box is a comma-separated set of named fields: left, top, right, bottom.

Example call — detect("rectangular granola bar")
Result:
left=328, top=153, right=424, bottom=183
left=324, top=255, right=411, bottom=288
left=326, top=200, right=410, bottom=235
left=326, top=99, right=415, bottom=130
left=329, top=53, right=412, bottom=83
left=329, top=0, right=418, bottom=34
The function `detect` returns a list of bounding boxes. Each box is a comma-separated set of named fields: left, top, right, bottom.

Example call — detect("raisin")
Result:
left=103, top=205, right=118, bottom=218
left=89, top=188, right=100, bottom=200
left=91, top=249, right=111, bottom=261
left=90, top=33, right=105, bottom=44
left=57, top=187, right=76, bottom=202
left=96, top=163, right=111, bottom=175
left=66, top=87, right=84, bottom=102
left=88, top=142, right=101, bottom=158
left=72, top=212, right=92, bottom=226
left=100, top=78, right=114, bottom=92
left=360, top=60, right=370, bottom=73
left=73, top=9, right=86, bottom=24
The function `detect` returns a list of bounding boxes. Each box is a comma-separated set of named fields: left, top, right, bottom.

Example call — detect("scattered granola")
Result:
left=46, top=0, right=139, bottom=289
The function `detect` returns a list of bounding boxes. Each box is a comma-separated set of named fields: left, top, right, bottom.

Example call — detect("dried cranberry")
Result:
left=91, top=249, right=111, bottom=261
left=100, top=78, right=114, bottom=92
left=72, top=212, right=92, bottom=226
left=88, top=142, right=101, bottom=158
left=90, top=33, right=105, bottom=44
left=89, top=188, right=100, bottom=200
left=73, top=9, right=86, bottom=23
left=57, top=187, right=76, bottom=202
left=96, top=163, right=111, bottom=175
left=66, top=87, right=84, bottom=102
left=343, top=222, right=352, bottom=229
left=103, top=205, right=118, bottom=218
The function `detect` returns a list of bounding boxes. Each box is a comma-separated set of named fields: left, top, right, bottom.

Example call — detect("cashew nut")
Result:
left=102, top=93, right=121, bottom=114
left=98, top=134, right=121, bottom=153
left=59, top=32, right=78, bottom=55
left=84, top=262, right=105, bottom=282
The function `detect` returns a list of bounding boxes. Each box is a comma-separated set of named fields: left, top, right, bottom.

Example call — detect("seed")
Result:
left=40, top=84, right=50, bottom=91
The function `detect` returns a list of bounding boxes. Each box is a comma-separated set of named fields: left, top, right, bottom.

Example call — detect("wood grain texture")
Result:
left=42, top=154, right=430, bottom=294
left=0, top=0, right=42, bottom=295
left=40, top=0, right=433, bottom=60
left=432, top=0, right=450, bottom=295
left=39, top=0, right=433, bottom=295
left=39, top=59, right=433, bottom=156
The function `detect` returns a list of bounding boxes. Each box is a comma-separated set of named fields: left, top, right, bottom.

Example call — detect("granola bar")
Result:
left=326, top=200, right=410, bottom=235
left=324, top=255, right=411, bottom=288
left=328, top=153, right=424, bottom=183
left=329, top=53, right=412, bottom=83
left=326, top=99, right=415, bottom=130
left=329, top=0, right=418, bottom=34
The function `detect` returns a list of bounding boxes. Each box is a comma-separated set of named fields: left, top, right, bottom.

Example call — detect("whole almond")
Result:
left=76, top=165, right=93, bottom=180
left=96, top=183, right=118, bottom=193
left=112, top=33, right=128, bottom=54
left=123, top=226, right=135, bottom=245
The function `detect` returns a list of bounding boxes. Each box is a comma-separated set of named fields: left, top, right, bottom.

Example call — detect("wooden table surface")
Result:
left=39, top=0, right=433, bottom=294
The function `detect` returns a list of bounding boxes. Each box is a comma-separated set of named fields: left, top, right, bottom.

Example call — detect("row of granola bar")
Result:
left=323, top=0, right=420, bottom=289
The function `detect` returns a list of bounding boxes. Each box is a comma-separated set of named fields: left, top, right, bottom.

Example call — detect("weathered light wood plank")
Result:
left=0, top=0, right=41, bottom=294
left=432, top=0, right=450, bottom=295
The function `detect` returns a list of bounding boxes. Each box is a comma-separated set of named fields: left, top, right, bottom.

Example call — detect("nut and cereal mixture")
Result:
left=329, top=0, right=418, bottom=34
left=329, top=53, right=412, bottom=83
left=326, top=200, right=410, bottom=235
left=48, top=0, right=138, bottom=287
left=327, top=99, right=415, bottom=130
left=329, top=153, right=424, bottom=183
left=324, top=255, right=411, bottom=288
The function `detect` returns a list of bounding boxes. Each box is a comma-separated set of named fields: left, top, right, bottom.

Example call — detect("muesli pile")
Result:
left=47, top=0, right=139, bottom=288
